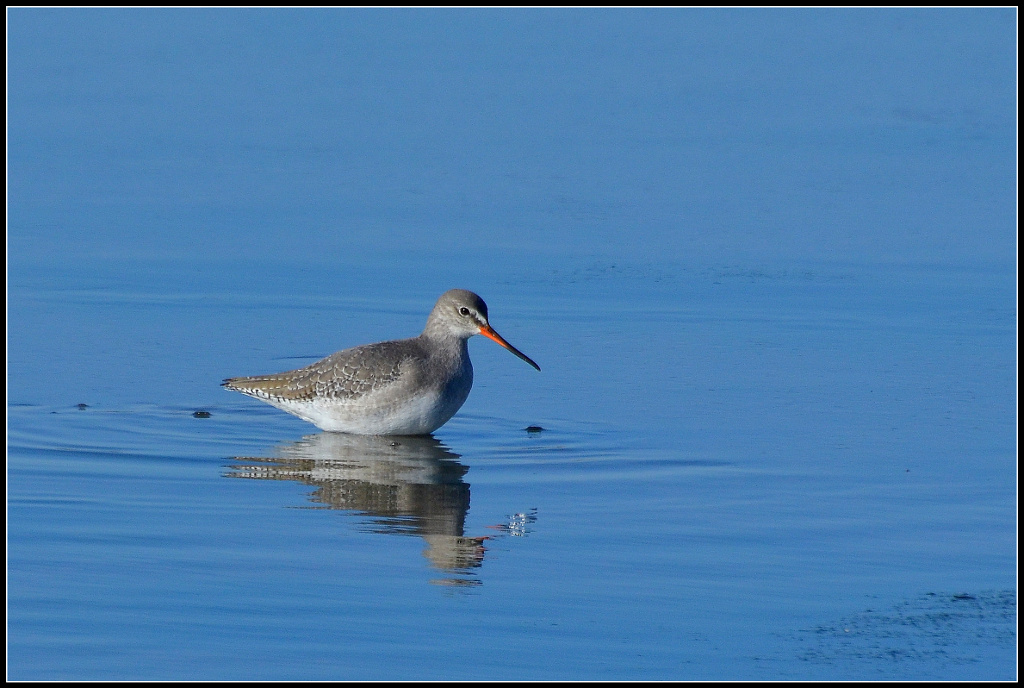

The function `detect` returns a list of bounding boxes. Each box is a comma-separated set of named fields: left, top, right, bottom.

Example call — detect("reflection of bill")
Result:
left=226, top=433, right=534, bottom=586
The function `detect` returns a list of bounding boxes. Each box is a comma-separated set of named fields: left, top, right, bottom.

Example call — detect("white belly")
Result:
left=269, top=370, right=473, bottom=435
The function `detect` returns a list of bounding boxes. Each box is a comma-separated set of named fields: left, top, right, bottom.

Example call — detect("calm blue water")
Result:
left=7, top=8, right=1016, bottom=680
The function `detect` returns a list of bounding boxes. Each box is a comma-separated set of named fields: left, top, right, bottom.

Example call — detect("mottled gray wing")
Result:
left=223, top=340, right=419, bottom=403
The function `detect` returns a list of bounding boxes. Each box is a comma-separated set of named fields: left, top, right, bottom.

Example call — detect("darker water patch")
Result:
left=793, top=590, right=1016, bottom=678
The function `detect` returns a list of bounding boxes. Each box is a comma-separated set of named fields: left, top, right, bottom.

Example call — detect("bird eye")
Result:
left=459, top=307, right=471, bottom=316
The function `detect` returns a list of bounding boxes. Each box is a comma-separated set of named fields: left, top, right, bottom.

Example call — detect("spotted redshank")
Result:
left=223, top=289, right=540, bottom=435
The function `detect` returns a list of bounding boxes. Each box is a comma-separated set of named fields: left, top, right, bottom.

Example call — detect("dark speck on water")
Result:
left=525, top=425, right=544, bottom=433
left=76, top=403, right=88, bottom=410
left=192, top=410, right=211, bottom=418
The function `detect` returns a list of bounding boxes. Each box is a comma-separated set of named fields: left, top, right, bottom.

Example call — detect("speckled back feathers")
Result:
left=223, top=339, right=417, bottom=403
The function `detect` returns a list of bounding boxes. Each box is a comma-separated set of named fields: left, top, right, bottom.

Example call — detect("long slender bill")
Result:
left=479, top=325, right=541, bottom=371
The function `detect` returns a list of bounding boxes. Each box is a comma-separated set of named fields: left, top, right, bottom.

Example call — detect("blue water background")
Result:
left=7, top=8, right=1016, bottom=680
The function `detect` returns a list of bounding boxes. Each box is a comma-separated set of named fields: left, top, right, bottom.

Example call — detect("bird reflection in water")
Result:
left=226, top=432, right=534, bottom=587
